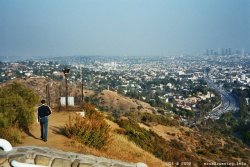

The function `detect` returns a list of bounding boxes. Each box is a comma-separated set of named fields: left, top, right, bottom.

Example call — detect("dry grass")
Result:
left=3, top=78, right=95, bottom=108
left=4, top=79, right=155, bottom=115
left=73, top=118, right=167, bottom=167
left=105, top=134, right=166, bottom=167
left=17, top=111, right=166, bottom=167
left=98, top=90, right=156, bottom=113
left=71, top=130, right=167, bottom=167
left=139, top=122, right=191, bottom=141
left=138, top=122, right=200, bottom=154
left=6, top=79, right=250, bottom=166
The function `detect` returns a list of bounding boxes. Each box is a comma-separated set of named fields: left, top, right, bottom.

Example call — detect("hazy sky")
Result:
left=0, top=0, right=249, bottom=58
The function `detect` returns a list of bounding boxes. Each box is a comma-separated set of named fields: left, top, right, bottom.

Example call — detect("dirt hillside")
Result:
left=16, top=111, right=166, bottom=167
left=1, top=78, right=95, bottom=108
left=97, top=90, right=156, bottom=114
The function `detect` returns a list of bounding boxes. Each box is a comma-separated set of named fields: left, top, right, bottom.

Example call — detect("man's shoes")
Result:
left=43, top=139, right=47, bottom=142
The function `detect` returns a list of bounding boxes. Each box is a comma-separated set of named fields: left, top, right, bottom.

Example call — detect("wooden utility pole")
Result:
left=81, top=67, right=84, bottom=108
left=58, top=84, right=61, bottom=112
left=63, top=67, right=70, bottom=109
left=46, top=83, right=51, bottom=106
left=46, top=78, right=51, bottom=106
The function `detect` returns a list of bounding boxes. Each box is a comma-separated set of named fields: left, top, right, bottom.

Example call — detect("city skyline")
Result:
left=0, top=0, right=249, bottom=58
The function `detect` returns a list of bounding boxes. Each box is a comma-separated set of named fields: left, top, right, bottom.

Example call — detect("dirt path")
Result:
left=15, top=111, right=167, bottom=167
left=17, top=112, right=77, bottom=152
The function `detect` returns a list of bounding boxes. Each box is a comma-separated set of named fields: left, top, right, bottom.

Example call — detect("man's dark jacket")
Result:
left=38, top=105, right=52, bottom=118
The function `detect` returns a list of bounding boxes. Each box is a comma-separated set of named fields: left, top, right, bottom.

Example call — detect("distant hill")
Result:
left=1, top=78, right=157, bottom=114
left=97, top=90, right=156, bottom=114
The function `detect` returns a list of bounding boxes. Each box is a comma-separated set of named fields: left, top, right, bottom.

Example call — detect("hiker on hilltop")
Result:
left=37, top=99, right=52, bottom=142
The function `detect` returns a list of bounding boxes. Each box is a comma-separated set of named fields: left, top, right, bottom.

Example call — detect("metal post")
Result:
left=46, top=83, right=50, bottom=106
left=46, top=83, right=48, bottom=104
left=48, top=83, right=50, bottom=106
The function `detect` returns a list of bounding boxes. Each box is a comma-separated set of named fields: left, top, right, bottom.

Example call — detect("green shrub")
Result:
left=169, top=139, right=185, bottom=150
left=116, top=119, right=197, bottom=162
left=63, top=103, right=111, bottom=149
left=117, top=119, right=170, bottom=161
left=0, top=82, right=39, bottom=143
left=128, top=112, right=179, bottom=127
left=196, top=149, right=207, bottom=155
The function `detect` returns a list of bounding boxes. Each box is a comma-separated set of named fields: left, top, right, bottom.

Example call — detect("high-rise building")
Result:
left=235, top=50, right=240, bottom=55
left=228, top=48, right=232, bottom=55
left=225, top=48, right=228, bottom=55
left=221, top=48, right=225, bottom=55
left=241, top=48, right=245, bottom=56
left=206, top=49, right=210, bottom=56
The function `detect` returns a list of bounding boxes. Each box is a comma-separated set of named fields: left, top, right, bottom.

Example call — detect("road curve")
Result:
left=204, top=74, right=238, bottom=120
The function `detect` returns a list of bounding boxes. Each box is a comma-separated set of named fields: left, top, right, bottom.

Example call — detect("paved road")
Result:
left=204, top=74, right=238, bottom=120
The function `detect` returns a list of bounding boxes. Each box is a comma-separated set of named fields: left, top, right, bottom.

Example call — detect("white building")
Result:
left=241, top=74, right=246, bottom=81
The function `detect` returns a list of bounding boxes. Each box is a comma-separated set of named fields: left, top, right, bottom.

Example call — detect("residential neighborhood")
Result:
left=1, top=49, right=249, bottom=121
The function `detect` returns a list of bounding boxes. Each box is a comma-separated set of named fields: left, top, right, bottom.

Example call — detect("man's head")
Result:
left=41, top=99, right=46, bottom=104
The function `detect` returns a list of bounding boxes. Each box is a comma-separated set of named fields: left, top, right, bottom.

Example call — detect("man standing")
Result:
left=37, top=99, right=52, bottom=142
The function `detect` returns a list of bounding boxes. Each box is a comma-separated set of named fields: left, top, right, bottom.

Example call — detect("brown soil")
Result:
left=98, top=90, right=156, bottom=113
left=16, top=111, right=167, bottom=167
left=4, top=79, right=167, bottom=166
left=16, top=111, right=77, bottom=152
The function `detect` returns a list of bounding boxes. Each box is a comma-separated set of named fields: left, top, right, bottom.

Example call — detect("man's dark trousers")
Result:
left=40, top=116, right=48, bottom=141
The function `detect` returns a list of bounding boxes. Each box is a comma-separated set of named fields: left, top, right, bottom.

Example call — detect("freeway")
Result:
left=204, top=74, right=238, bottom=120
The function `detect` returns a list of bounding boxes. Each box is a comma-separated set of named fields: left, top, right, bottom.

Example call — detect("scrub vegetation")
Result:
left=0, top=82, right=39, bottom=143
